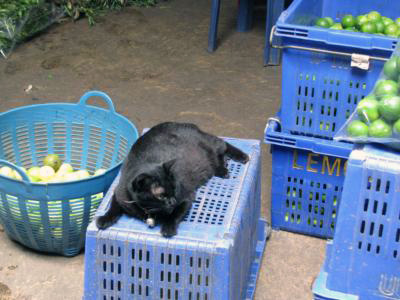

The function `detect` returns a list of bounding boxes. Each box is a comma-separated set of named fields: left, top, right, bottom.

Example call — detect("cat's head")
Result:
left=130, top=160, right=177, bottom=215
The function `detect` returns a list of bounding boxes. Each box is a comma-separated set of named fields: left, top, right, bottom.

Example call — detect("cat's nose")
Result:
left=167, top=198, right=176, bottom=207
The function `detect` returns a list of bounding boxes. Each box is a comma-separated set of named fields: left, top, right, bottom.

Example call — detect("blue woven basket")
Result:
left=0, top=91, right=139, bottom=256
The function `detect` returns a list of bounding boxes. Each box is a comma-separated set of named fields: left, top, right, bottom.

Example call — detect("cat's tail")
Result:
left=225, top=142, right=249, bottom=164
left=96, top=195, right=122, bottom=230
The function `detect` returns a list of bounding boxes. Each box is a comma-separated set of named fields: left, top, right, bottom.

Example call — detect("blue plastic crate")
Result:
left=313, top=145, right=400, bottom=300
left=312, top=243, right=359, bottom=300
left=0, top=91, right=139, bottom=256
left=83, top=138, right=268, bottom=300
left=272, top=0, right=398, bottom=139
left=264, top=119, right=353, bottom=238
left=275, top=0, right=399, bottom=53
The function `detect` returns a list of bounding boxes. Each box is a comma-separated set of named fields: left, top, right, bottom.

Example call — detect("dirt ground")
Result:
left=0, top=0, right=326, bottom=299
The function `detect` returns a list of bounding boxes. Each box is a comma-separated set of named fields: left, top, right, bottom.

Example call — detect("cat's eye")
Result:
left=157, top=194, right=168, bottom=201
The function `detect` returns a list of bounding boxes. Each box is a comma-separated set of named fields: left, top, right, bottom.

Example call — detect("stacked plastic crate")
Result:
left=312, top=145, right=400, bottom=299
left=265, top=0, right=399, bottom=239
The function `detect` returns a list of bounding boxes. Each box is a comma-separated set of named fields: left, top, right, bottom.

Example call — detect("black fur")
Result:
left=96, top=122, right=249, bottom=237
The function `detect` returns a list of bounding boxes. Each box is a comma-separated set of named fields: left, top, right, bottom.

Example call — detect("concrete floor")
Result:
left=0, top=0, right=326, bottom=299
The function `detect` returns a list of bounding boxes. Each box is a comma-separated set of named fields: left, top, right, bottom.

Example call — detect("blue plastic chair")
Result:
left=264, top=0, right=285, bottom=65
left=208, top=0, right=255, bottom=52
left=208, top=0, right=285, bottom=66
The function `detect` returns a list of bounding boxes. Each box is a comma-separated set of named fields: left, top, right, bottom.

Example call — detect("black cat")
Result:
left=96, top=122, right=249, bottom=237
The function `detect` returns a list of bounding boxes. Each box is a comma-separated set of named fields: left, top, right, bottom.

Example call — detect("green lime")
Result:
left=382, top=17, right=394, bottom=27
left=374, top=80, right=399, bottom=99
left=56, top=163, right=73, bottom=175
left=396, top=17, right=400, bottom=27
left=378, top=95, right=400, bottom=122
left=0, top=166, right=13, bottom=178
left=344, top=27, right=357, bottom=32
left=356, top=15, right=369, bottom=28
left=75, top=170, right=90, bottom=179
left=330, top=23, right=343, bottom=30
left=342, top=15, right=356, bottom=28
left=368, top=119, right=392, bottom=137
left=39, top=166, right=55, bottom=182
left=27, top=166, right=41, bottom=182
left=43, top=154, right=62, bottom=172
left=357, top=96, right=380, bottom=122
left=393, top=119, right=400, bottom=134
left=383, top=58, right=399, bottom=80
left=316, top=18, right=330, bottom=28
left=367, top=11, right=381, bottom=22
left=361, top=21, right=377, bottom=34
left=325, top=17, right=334, bottom=27
left=347, top=120, right=369, bottom=137
left=374, top=21, right=385, bottom=34
left=94, top=169, right=106, bottom=176
left=385, top=24, right=399, bottom=37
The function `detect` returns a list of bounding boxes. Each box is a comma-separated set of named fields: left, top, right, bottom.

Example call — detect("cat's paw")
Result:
left=238, top=153, right=249, bottom=164
left=215, top=166, right=229, bottom=179
left=161, top=223, right=178, bottom=238
left=96, top=215, right=117, bottom=230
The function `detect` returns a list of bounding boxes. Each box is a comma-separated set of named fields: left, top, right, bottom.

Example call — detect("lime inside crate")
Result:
left=313, top=145, right=400, bottom=300
left=264, top=119, right=353, bottom=238
left=83, top=138, right=268, bottom=300
left=273, top=0, right=398, bottom=139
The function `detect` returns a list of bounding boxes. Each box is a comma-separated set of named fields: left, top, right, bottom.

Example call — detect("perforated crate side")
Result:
left=83, top=138, right=266, bottom=300
left=270, top=143, right=348, bottom=238
left=227, top=141, right=261, bottom=300
left=280, top=49, right=383, bottom=139
left=324, top=146, right=400, bottom=299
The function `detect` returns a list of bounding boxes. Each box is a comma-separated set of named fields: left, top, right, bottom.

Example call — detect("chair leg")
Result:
left=208, top=0, right=221, bottom=52
left=237, top=0, right=255, bottom=32
left=264, top=0, right=285, bottom=65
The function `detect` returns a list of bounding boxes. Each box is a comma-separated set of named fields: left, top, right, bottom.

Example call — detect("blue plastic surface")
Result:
left=313, top=244, right=359, bottom=300
left=274, top=0, right=397, bottom=139
left=265, top=119, right=353, bottom=238
left=83, top=138, right=267, bottom=300
left=313, top=145, right=400, bottom=299
left=0, top=91, right=139, bottom=256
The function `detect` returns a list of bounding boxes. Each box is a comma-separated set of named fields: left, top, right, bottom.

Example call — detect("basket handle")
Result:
left=78, top=91, right=116, bottom=114
left=0, top=159, right=32, bottom=184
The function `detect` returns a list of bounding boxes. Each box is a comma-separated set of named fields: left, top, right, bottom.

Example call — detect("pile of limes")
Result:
left=0, top=154, right=106, bottom=183
left=347, top=56, right=400, bottom=138
left=315, top=11, right=400, bottom=37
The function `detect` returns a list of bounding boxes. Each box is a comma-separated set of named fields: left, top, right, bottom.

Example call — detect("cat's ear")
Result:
left=163, top=159, right=176, bottom=174
left=132, top=173, right=153, bottom=192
